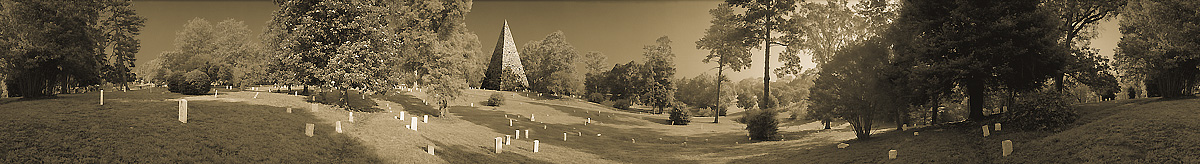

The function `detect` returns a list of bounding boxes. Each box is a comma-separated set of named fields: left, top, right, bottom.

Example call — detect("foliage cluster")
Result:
left=1003, top=90, right=1078, bottom=131
left=487, top=93, right=505, bottom=106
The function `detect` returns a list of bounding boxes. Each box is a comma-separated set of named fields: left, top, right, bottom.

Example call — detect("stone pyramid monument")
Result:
left=482, top=20, right=530, bottom=90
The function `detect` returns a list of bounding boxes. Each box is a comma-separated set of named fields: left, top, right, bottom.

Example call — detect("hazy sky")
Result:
left=132, top=0, right=1121, bottom=81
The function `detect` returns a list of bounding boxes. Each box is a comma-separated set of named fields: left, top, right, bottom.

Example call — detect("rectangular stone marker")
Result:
left=336, top=121, right=343, bottom=133
left=214, top=90, right=218, bottom=98
left=495, top=137, right=504, bottom=153
left=509, top=119, right=513, bottom=126
left=515, top=130, right=521, bottom=139
left=587, top=118, right=591, bottom=124
left=524, top=130, right=530, bottom=139
left=428, top=145, right=435, bottom=155
left=914, top=132, right=919, bottom=136
left=305, top=123, right=315, bottom=137
left=349, top=112, right=354, bottom=122
left=533, top=140, right=540, bottom=152
left=983, top=125, right=991, bottom=137
left=411, top=117, right=419, bottom=131
left=563, top=133, right=567, bottom=141
left=423, top=115, right=428, bottom=123
left=543, top=125, right=547, bottom=129
left=531, top=114, right=536, bottom=121
left=178, top=99, right=189, bottom=123
left=99, top=90, right=104, bottom=105
left=632, top=139, right=636, bottom=143
left=287, top=108, right=292, bottom=113
left=889, top=150, right=897, bottom=159
left=254, top=92, right=259, bottom=99
left=995, top=123, right=1002, bottom=131
left=505, top=135, right=512, bottom=145
left=838, top=143, right=849, bottom=149
left=399, top=111, right=406, bottom=120
left=1002, top=140, right=1013, bottom=156
left=311, top=104, right=318, bottom=112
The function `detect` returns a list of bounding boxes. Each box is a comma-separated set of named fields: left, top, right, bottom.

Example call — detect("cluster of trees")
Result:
left=583, top=36, right=679, bottom=114
left=697, top=0, right=1127, bottom=140
left=1, top=0, right=145, bottom=98
left=147, top=18, right=265, bottom=90
left=1116, top=0, right=1200, bottom=98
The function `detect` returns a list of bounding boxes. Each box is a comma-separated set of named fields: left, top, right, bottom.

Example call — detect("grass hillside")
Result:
left=0, top=88, right=383, bottom=163
left=734, top=97, right=1200, bottom=163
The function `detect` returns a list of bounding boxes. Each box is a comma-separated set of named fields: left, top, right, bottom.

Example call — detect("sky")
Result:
left=132, top=0, right=1122, bottom=81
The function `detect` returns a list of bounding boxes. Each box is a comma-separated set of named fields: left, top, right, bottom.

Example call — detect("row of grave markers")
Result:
left=838, top=122, right=1013, bottom=160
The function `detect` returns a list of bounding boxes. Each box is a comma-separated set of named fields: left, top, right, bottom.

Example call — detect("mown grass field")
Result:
left=0, top=88, right=382, bottom=163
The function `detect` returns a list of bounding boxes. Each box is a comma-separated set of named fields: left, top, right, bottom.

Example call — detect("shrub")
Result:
left=487, top=93, right=505, bottom=106
left=1003, top=90, right=1078, bottom=131
left=668, top=103, right=692, bottom=125
left=171, top=70, right=211, bottom=95
left=741, top=108, right=779, bottom=140
left=1125, top=86, right=1138, bottom=99
left=586, top=92, right=607, bottom=103
left=612, top=98, right=633, bottom=110
left=166, top=71, right=186, bottom=93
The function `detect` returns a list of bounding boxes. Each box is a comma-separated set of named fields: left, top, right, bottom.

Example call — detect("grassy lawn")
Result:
left=0, top=88, right=383, bottom=163
left=733, top=97, right=1200, bottom=163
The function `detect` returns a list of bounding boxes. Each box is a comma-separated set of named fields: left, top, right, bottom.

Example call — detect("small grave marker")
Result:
left=1002, top=140, right=1013, bottom=157
left=411, top=117, right=418, bottom=131
left=214, top=90, right=218, bottom=98
left=336, top=121, right=343, bottom=133
left=505, top=135, right=512, bottom=145
left=632, top=139, right=635, bottom=143
left=563, top=133, right=567, bottom=141
left=995, top=123, right=1002, bottom=131
left=515, top=130, right=521, bottom=139
left=982, top=125, right=991, bottom=137
left=533, top=140, right=540, bottom=152
left=914, top=132, right=919, bottom=136
left=349, top=112, right=355, bottom=122
left=178, top=99, right=188, bottom=123
left=423, top=115, right=429, bottom=123
left=399, top=111, right=406, bottom=120
left=509, top=119, right=513, bottom=126
left=889, top=150, right=897, bottom=159
left=287, top=108, right=292, bottom=113
left=428, top=145, right=435, bottom=155
left=524, top=130, right=529, bottom=139
left=99, top=90, right=104, bottom=105
left=305, top=123, right=315, bottom=137
left=837, top=143, right=849, bottom=149
left=530, top=114, right=535, bottom=121
left=254, top=92, right=259, bottom=99
left=495, top=137, right=504, bottom=153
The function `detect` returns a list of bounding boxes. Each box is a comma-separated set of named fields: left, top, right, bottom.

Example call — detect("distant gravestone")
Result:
left=982, top=125, right=991, bottom=137
left=254, top=92, right=259, bottom=99
left=995, top=123, right=1002, bottom=131
left=423, top=115, right=429, bottom=123
left=515, top=130, right=521, bottom=139
left=349, top=112, right=355, bottom=122
left=99, top=90, right=104, bottom=105
left=632, top=139, right=635, bottom=143
left=509, top=119, right=513, bottom=126
left=178, top=99, right=188, bottom=123
left=1002, top=140, right=1013, bottom=156
left=428, top=145, right=435, bottom=155
left=305, top=123, right=315, bottom=137
left=587, top=118, right=591, bottom=124
left=533, top=140, right=540, bottom=152
left=336, top=121, right=343, bottom=133
left=399, top=111, right=406, bottom=120
left=914, top=132, right=919, bottom=136
left=411, top=117, right=418, bottom=131
left=524, top=130, right=529, bottom=139
left=563, top=133, right=567, bottom=141
left=889, top=150, right=897, bottom=159
left=495, top=137, right=504, bottom=153
left=505, top=135, right=512, bottom=145
left=837, top=143, right=849, bottom=149
left=287, top=108, right=292, bottom=113
left=530, top=114, right=535, bottom=121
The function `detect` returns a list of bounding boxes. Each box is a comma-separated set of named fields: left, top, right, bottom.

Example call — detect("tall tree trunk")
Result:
left=966, top=73, right=986, bottom=121
left=715, top=63, right=723, bottom=123
left=761, top=24, right=771, bottom=110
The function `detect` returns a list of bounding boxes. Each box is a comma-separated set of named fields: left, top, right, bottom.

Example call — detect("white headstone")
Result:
left=287, top=108, right=292, bottom=113
left=533, top=140, right=540, bottom=152
left=254, top=92, right=259, bottom=99
left=399, top=111, right=406, bottom=120
left=543, top=125, right=547, bottom=129
left=1002, top=140, right=1013, bottom=156
left=597, top=133, right=601, bottom=137
left=428, top=145, right=435, bottom=155
left=530, top=114, right=536, bottom=121
left=982, top=125, right=990, bottom=137
left=495, top=137, right=504, bottom=153
left=178, top=99, right=188, bottom=123
left=563, top=133, right=567, bottom=141
left=578, top=132, right=582, bottom=136
left=995, top=123, right=1002, bottom=131
left=889, top=150, right=897, bottom=159
left=914, top=132, right=919, bottom=136
left=505, top=135, right=512, bottom=145
left=632, top=139, right=635, bottom=143
left=214, top=90, right=218, bottom=98
left=305, top=123, right=315, bottom=137
left=587, top=118, right=591, bottom=124
left=336, top=121, right=343, bottom=133
left=423, top=115, right=429, bottom=123
left=349, top=112, right=354, bottom=122
left=524, top=130, right=530, bottom=139
left=99, top=90, right=104, bottom=105
left=509, top=119, right=513, bottom=126
left=515, top=130, right=521, bottom=139
left=411, top=117, right=418, bottom=131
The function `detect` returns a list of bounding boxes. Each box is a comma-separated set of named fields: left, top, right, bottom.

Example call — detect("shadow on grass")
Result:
left=375, top=93, right=440, bottom=117
left=423, top=139, right=552, bottom=164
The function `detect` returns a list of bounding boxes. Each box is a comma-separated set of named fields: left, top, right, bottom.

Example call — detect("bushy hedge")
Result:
left=739, top=108, right=779, bottom=140
left=586, top=92, right=606, bottom=103
left=612, top=98, right=633, bottom=110
left=668, top=103, right=692, bottom=125
left=487, top=93, right=505, bottom=106
left=1003, top=90, right=1078, bottom=131
left=169, top=70, right=211, bottom=95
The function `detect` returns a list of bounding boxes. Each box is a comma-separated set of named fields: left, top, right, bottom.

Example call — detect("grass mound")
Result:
left=0, top=89, right=383, bottom=163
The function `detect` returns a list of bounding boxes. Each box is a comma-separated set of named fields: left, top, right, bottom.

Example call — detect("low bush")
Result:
left=170, top=70, right=211, bottom=95
left=487, top=93, right=505, bottom=106
left=585, top=92, right=606, bottom=103
left=166, top=71, right=185, bottom=93
left=612, top=98, right=633, bottom=110
left=741, top=108, right=779, bottom=140
left=1003, top=90, right=1078, bottom=131
left=668, top=103, right=692, bottom=125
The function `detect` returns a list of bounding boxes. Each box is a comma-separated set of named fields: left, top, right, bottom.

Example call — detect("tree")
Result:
left=1, top=0, right=106, bottom=98
left=388, top=0, right=480, bottom=116
left=1115, top=0, right=1200, bottom=98
left=698, top=3, right=755, bottom=123
left=156, top=18, right=258, bottom=89
left=99, top=0, right=146, bottom=91
left=725, top=0, right=801, bottom=110
left=891, top=0, right=1067, bottom=121
left=521, top=31, right=582, bottom=96
left=809, top=39, right=902, bottom=139
left=607, top=61, right=645, bottom=101
left=1047, top=0, right=1125, bottom=92
left=641, top=36, right=677, bottom=114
